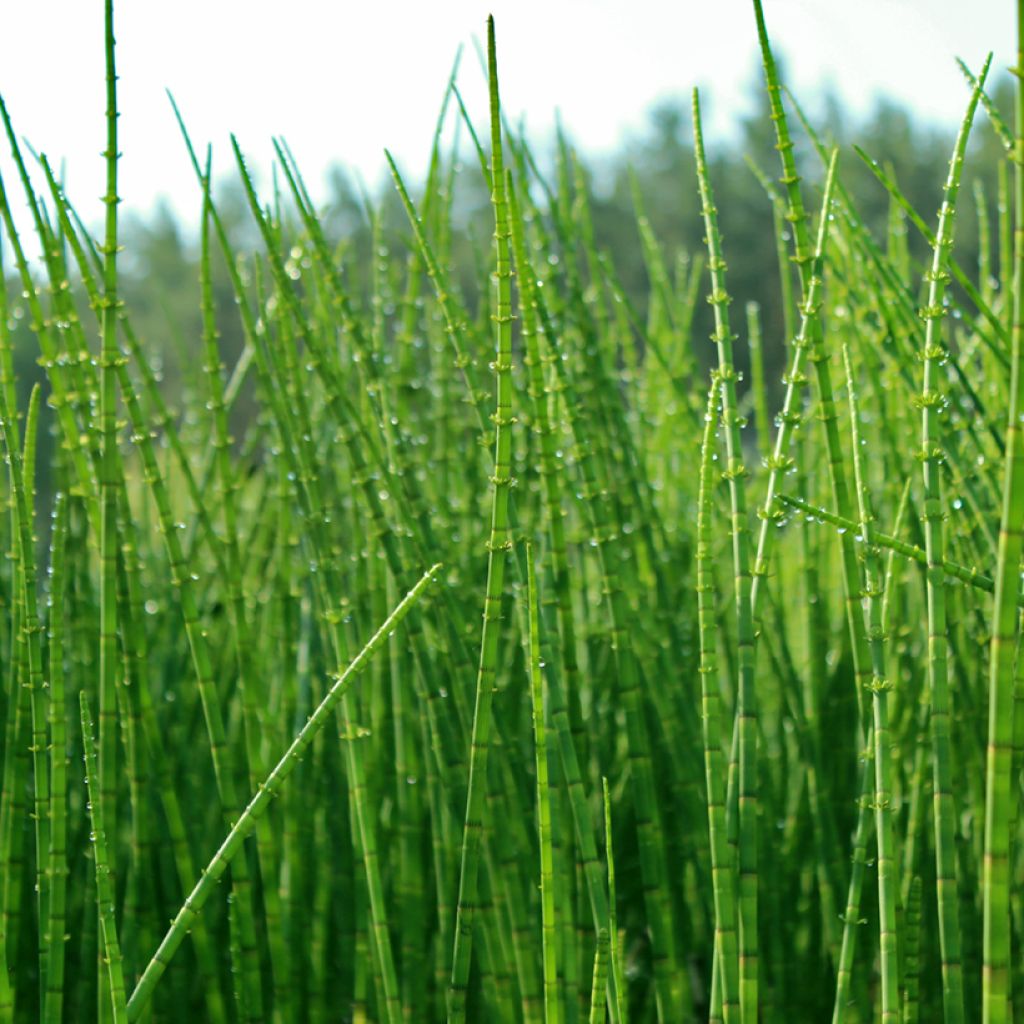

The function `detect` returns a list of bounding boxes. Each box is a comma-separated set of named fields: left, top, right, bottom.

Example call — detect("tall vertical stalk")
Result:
left=919, top=65, right=989, bottom=1024
left=97, top=0, right=121, bottom=919
left=527, top=547, right=559, bottom=1024
left=697, top=374, right=740, bottom=1023
left=506, top=176, right=610, bottom=940
left=603, top=779, right=626, bottom=1024
left=448, top=19, right=515, bottom=1021
left=0, top=384, right=48, bottom=1009
left=587, top=930, right=609, bottom=1024
left=44, top=495, right=70, bottom=1024
left=983, top=4, right=1024, bottom=1021
left=80, top=693, right=129, bottom=1024
left=844, top=344, right=899, bottom=1022
left=748, top=150, right=839, bottom=616
left=693, top=88, right=757, bottom=1023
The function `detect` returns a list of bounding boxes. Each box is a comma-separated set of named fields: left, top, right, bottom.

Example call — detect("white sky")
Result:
left=0, top=0, right=1013, bottom=236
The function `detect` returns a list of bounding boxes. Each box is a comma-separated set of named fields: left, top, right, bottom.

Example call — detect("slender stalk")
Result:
left=983, top=5, right=1024, bottom=1020
left=697, top=374, right=740, bottom=1023
left=904, top=877, right=922, bottom=1024
left=507, top=175, right=609, bottom=939
left=516, top=170, right=682, bottom=1019
left=126, top=565, right=439, bottom=1021
left=0, top=384, right=48, bottom=1008
left=831, top=756, right=874, bottom=1024
left=448, top=19, right=516, bottom=1021
left=98, top=7, right=122, bottom=997
left=844, top=343, right=899, bottom=1022
left=693, top=88, right=757, bottom=1023
left=43, top=495, right=70, bottom=1024
left=917, top=67, right=988, bottom=1024
left=587, top=930, right=609, bottom=1024
left=748, top=151, right=839, bottom=615
left=775, top=494, right=1005, bottom=598
left=527, top=546, right=559, bottom=1024
left=745, top=303, right=769, bottom=457
left=602, top=779, right=626, bottom=1024
left=197, top=152, right=289, bottom=1021
left=80, top=693, right=128, bottom=1024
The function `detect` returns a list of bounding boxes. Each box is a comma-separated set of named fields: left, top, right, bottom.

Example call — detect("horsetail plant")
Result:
left=43, top=494, right=69, bottom=1024
left=831, top=750, right=875, bottom=1024
left=693, top=87, right=758, bottom=1023
left=696, top=374, right=740, bottom=1024
left=587, top=930, right=609, bottom=1024
left=916, top=64, right=990, bottom=1024
left=50, top=172, right=267, bottom=1020
left=98, top=13, right=123, bottom=1002
left=507, top=176, right=612, bottom=948
left=448, top=21, right=517, bottom=1021
left=0, top=384, right=48, bottom=1004
left=228, top=138, right=408, bottom=1023
left=0, top=3, right=1020, bottom=1021
left=773, top=494, right=1008, bottom=598
left=125, top=565, right=440, bottom=1021
left=80, top=693, right=128, bottom=1024
left=843, top=343, right=900, bottom=1023
left=748, top=149, right=839, bottom=615
left=983, top=5, right=1024, bottom=1020
left=533, top=197, right=685, bottom=1018
left=526, top=546, right=559, bottom=1024
left=602, top=778, right=626, bottom=1024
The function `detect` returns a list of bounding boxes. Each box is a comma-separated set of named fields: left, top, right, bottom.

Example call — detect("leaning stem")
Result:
left=125, top=566, right=439, bottom=1022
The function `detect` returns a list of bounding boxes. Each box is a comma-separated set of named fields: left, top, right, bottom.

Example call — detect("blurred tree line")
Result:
left=3, top=58, right=1014, bottom=481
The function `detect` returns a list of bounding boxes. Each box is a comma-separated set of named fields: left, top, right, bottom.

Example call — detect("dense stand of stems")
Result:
left=0, top=5, right=1018, bottom=1023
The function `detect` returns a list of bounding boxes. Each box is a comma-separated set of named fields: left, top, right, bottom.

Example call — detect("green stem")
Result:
left=448, top=20, right=516, bottom=1021
left=125, top=565, right=439, bottom=1022
left=693, top=88, right=757, bottom=1023
left=918, top=66, right=988, bottom=1024
left=0, top=385, right=48, bottom=1011
left=587, top=930, right=609, bottom=1024
left=98, top=10, right=122, bottom=1004
left=43, top=495, right=69, bottom=1024
left=80, top=693, right=129, bottom=1024
left=983, top=5, right=1024, bottom=1021
left=844, top=344, right=899, bottom=1022
left=697, top=375, right=740, bottom=1022
left=527, top=547, right=560, bottom=1024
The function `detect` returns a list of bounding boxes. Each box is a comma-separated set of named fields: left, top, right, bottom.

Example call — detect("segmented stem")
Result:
left=983, top=6, right=1024, bottom=1020
left=918, top=67, right=988, bottom=1024
left=693, top=88, right=757, bottom=1022
left=81, top=693, right=129, bottom=1024
left=697, top=374, right=740, bottom=1023
left=448, top=20, right=516, bottom=1021
left=526, top=548, right=559, bottom=1024
left=125, top=566, right=439, bottom=1021
left=844, top=344, right=899, bottom=1022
